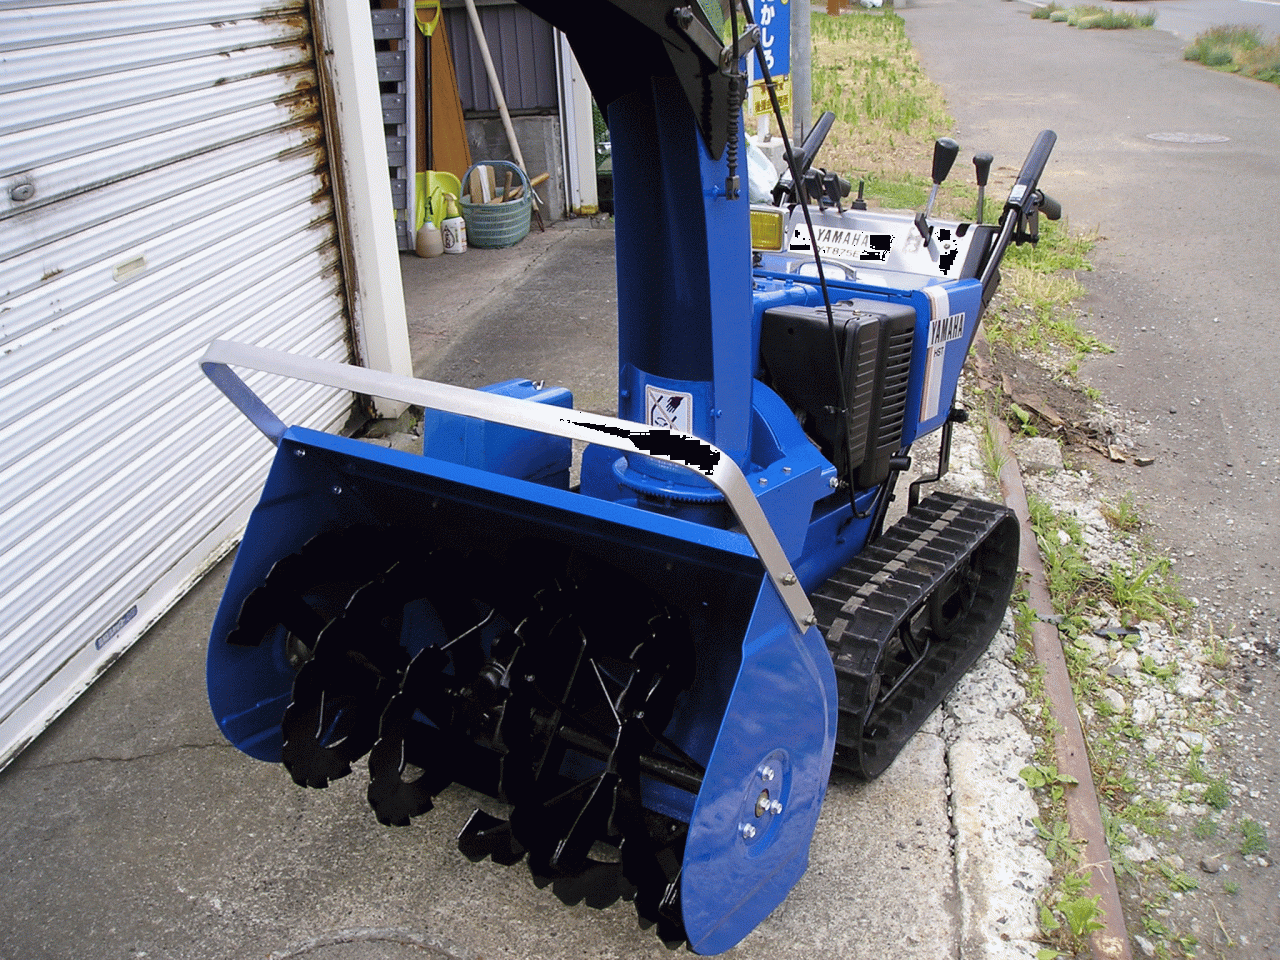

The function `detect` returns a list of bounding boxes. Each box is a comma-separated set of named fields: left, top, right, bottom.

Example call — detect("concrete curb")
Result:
left=991, top=414, right=1133, bottom=960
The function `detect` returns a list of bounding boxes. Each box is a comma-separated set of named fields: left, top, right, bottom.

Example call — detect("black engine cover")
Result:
left=761, top=299, right=915, bottom=489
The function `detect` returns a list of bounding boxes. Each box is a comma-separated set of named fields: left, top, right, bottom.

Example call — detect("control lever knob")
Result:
left=972, top=152, right=993, bottom=187
left=921, top=137, right=960, bottom=234
left=931, top=137, right=960, bottom=185
left=973, top=152, right=993, bottom=223
left=801, top=169, right=824, bottom=207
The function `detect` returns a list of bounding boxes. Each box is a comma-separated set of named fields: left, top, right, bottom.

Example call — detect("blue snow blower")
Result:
left=202, top=1, right=1060, bottom=952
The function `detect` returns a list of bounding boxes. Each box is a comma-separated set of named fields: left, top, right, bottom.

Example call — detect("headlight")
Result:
left=750, top=206, right=785, bottom=251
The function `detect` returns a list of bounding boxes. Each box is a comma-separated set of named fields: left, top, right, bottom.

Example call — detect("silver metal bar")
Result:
left=200, top=340, right=816, bottom=632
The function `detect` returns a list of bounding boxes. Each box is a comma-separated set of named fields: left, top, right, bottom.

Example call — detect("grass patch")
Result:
left=1203, top=777, right=1231, bottom=810
left=1185, top=25, right=1280, bottom=86
left=983, top=218, right=1109, bottom=368
left=811, top=11, right=951, bottom=187
left=1099, top=493, right=1143, bottom=533
left=1032, top=3, right=1156, bottom=29
left=1240, top=818, right=1269, bottom=856
left=1105, top=557, right=1191, bottom=629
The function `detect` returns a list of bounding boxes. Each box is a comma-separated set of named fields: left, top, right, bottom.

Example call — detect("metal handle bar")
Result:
left=200, top=340, right=815, bottom=631
left=1004, top=128, right=1057, bottom=217
left=978, top=129, right=1058, bottom=300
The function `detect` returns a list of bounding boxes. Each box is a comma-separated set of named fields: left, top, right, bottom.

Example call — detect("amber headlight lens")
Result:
left=750, top=207, right=785, bottom=251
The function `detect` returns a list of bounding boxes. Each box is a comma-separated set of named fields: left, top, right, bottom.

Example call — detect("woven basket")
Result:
left=460, top=161, right=532, bottom=248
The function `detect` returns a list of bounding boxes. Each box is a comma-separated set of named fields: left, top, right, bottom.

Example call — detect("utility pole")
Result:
left=791, top=0, right=811, bottom=143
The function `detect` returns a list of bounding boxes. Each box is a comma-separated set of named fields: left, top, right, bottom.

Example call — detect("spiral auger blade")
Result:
left=225, top=525, right=398, bottom=652
left=365, top=645, right=457, bottom=826
left=280, top=569, right=410, bottom=788
left=457, top=570, right=701, bottom=944
left=366, top=587, right=515, bottom=826
left=281, top=548, right=493, bottom=790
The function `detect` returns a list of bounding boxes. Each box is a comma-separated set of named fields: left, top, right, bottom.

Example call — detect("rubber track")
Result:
left=811, top=492, right=1019, bottom=780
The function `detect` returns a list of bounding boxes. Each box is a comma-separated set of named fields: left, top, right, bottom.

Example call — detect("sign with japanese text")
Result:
left=753, top=0, right=790, bottom=77
left=749, top=0, right=791, bottom=112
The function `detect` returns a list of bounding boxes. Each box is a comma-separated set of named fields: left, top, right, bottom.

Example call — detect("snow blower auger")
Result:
left=202, top=1, right=1061, bottom=952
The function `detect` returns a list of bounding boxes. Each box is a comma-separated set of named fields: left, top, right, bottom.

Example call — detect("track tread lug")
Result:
left=816, top=493, right=1019, bottom=780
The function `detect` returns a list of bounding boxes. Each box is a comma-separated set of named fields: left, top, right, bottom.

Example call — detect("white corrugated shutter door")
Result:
left=0, top=0, right=357, bottom=766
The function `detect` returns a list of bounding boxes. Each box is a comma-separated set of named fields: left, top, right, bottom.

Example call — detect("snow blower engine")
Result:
left=201, top=1, right=1060, bottom=953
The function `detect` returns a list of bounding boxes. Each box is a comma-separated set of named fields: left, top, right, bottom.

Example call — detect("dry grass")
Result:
left=809, top=11, right=950, bottom=187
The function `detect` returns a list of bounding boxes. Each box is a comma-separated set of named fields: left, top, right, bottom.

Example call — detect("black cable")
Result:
left=737, top=2, right=874, bottom=519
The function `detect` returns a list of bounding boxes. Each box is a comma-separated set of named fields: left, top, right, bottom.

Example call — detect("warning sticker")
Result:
left=645, top=385, right=693, bottom=433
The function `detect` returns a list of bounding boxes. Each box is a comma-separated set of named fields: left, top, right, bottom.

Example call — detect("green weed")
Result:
left=1191, top=816, right=1218, bottom=841
left=1105, top=557, right=1190, bottom=627
left=1203, top=778, right=1231, bottom=810
left=1022, top=763, right=1080, bottom=802
left=1185, top=25, right=1280, bottom=86
left=1034, top=3, right=1156, bottom=29
left=1240, top=818, right=1269, bottom=856
left=1100, top=493, right=1143, bottom=533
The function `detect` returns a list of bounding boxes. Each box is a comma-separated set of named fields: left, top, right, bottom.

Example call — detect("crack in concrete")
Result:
left=17, top=739, right=230, bottom=772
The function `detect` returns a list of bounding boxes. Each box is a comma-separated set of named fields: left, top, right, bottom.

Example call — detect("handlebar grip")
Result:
left=1037, top=190, right=1062, bottom=221
left=1006, top=129, right=1057, bottom=212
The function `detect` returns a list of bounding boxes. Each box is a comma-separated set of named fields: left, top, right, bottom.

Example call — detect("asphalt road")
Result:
left=900, top=0, right=1280, bottom=948
left=902, top=0, right=1279, bottom=645
left=1140, top=0, right=1280, bottom=40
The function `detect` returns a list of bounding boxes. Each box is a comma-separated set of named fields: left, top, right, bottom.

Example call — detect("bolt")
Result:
left=331, top=484, right=342, bottom=495
left=761, top=765, right=775, bottom=781
left=757, top=476, right=768, bottom=485
left=770, top=800, right=784, bottom=815
left=781, top=573, right=797, bottom=586
left=741, top=823, right=757, bottom=840
left=829, top=477, right=840, bottom=489
left=10, top=183, right=35, bottom=202
left=293, top=448, right=306, bottom=457
left=755, top=789, right=771, bottom=817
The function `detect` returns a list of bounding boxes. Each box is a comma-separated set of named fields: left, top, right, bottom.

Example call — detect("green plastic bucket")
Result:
left=460, top=161, right=532, bottom=248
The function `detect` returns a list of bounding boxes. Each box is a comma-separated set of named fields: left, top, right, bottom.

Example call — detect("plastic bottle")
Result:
left=441, top=194, right=467, bottom=254
left=415, top=220, right=444, bottom=258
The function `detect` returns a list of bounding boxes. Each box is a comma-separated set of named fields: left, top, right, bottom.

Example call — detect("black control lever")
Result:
left=1036, top=190, right=1062, bottom=221
left=822, top=171, right=850, bottom=212
left=972, top=152, right=993, bottom=224
left=801, top=169, right=825, bottom=208
left=773, top=110, right=836, bottom=205
left=916, top=137, right=960, bottom=238
left=851, top=179, right=867, bottom=211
